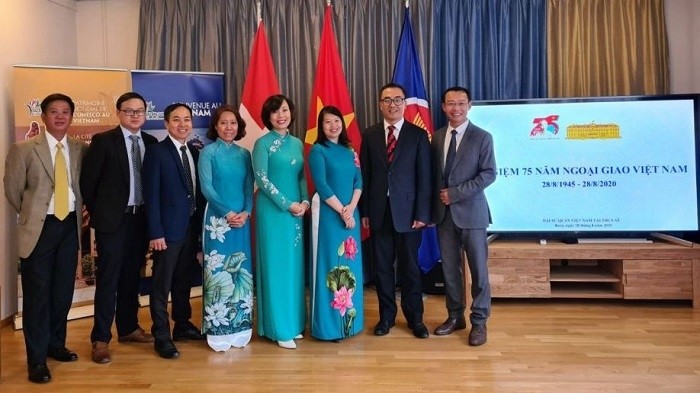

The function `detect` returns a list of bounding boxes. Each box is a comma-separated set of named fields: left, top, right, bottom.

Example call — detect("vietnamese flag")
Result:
left=237, top=21, right=280, bottom=152
left=305, top=4, right=364, bottom=240
left=304, top=4, right=362, bottom=190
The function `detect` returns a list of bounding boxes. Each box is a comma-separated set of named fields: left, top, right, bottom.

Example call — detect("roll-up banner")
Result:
left=12, top=65, right=130, bottom=329
left=130, top=70, right=225, bottom=148
left=11, top=67, right=224, bottom=329
left=130, top=70, right=225, bottom=289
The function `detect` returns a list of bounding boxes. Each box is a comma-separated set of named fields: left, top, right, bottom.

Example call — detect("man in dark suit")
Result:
left=143, top=103, right=205, bottom=359
left=360, top=83, right=432, bottom=339
left=80, top=92, right=158, bottom=364
left=4, top=93, right=87, bottom=383
left=431, top=86, right=496, bottom=346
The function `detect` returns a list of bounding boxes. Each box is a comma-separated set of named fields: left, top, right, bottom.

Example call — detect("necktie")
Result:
left=129, top=135, right=143, bottom=205
left=444, top=130, right=458, bottom=187
left=180, top=145, right=195, bottom=215
left=54, top=142, right=69, bottom=220
left=386, top=125, right=397, bottom=163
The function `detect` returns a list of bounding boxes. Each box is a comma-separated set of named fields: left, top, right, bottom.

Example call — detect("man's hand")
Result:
left=412, top=220, right=426, bottom=229
left=439, top=188, right=451, bottom=205
left=150, top=237, right=167, bottom=251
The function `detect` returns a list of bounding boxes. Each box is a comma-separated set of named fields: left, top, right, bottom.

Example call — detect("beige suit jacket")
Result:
left=4, top=131, right=87, bottom=258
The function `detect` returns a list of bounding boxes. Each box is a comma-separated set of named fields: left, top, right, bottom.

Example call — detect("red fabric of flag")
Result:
left=238, top=21, right=281, bottom=152
left=304, top=5, right=362, bottom=192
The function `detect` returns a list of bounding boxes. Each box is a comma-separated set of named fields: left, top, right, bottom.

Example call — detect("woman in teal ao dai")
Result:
left=199, top=105, right=254, bottom=351
left=252, top=95, right=309, bottom=350
left=309, top=106, right=364, bottom=341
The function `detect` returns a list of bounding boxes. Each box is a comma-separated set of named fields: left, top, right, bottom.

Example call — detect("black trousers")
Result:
left=91, top=210, right=149, bottom=343
left=370, top=202, right=424, bottom=326
left=21, top=212, right=78, bottom=367
left=149, top=221, right=198, bottom=341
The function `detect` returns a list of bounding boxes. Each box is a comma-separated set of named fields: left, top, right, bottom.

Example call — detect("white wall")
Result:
left=0, top=0, right=139, bottom=321
left=0, top=0, right=78, bottom=320
left=1, top=0, right=699, bottom=321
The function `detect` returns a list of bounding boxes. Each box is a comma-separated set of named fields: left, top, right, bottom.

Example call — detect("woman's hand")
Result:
left=341, top=204, right=355, bottom=221
left=343, top=215, right=355, bottom=229
left=289, top=202, right=308, bottom=217
left=227, top=211, right=249, bottom=228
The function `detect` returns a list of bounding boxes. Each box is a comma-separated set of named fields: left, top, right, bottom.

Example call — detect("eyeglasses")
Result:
left=380, top=97, right=406, bottom=106
left=120, top=109, right=146, bottom=117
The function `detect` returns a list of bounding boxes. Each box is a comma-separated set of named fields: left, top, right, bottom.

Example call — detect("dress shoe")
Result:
left=91, top=341, right=111, bottom=364
left=48, top=347, right=78, bottom=362
left=410, top=322, right=430, bottom=339
left=154, top=339, right=180, bottom=359
left=28, top=363, right=51, bottom=383
left=118, top=328, right=155, bottom=343
left=433, top=316, right=467, bottom=336
left=294, top=333, right=304, bottom=339
left=173, top=323, right=205, bottom=341
left=277, top=340, right=297, bottom=349
left=468, top=324, right=487, bottom=346
left=373, top=320, right=395, bottom=336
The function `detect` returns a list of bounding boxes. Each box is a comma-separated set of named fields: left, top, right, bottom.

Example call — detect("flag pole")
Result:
left=256, top=1, right=262, bottom=23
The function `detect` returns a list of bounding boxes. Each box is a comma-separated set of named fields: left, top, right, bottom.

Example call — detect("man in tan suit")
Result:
left=4, top=93, right=87, bottom=384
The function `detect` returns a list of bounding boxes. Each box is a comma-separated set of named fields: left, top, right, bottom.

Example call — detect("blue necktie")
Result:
left=180, top=145, right=195, bottom=216
left=443, top=130, right=457, bottom=187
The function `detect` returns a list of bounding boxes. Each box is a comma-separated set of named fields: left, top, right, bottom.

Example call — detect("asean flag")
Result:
left=237, top=21, right=280, bottom=152
left=392, top=6, right=441, bottom=273
left=393, top=7, right=434, bottom=134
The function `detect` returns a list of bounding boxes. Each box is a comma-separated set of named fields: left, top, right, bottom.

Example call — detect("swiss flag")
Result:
left=237, top=21, right=280, bottom=152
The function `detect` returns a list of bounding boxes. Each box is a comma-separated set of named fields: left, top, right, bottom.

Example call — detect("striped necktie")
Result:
left=387, top=125, right=397, bottom=163
left=129, top=135, right=143, bottom=205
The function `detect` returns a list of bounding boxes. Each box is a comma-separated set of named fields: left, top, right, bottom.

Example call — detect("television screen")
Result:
left=468, top=95, right=700, bottom=235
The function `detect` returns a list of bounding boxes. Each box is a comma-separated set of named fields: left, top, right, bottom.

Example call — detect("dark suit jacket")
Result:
left=4, top=131, right=87, bottom=258
left=360, top=121, right=431, bottom=233
left=431, top=121, right=496, bottom=229
left=143, top=136, right=204, bottom=243
left=80, top=127, right=158, bottom=233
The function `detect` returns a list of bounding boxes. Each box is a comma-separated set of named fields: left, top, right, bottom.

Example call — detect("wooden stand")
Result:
left=464, top=239, right=700, bottom=308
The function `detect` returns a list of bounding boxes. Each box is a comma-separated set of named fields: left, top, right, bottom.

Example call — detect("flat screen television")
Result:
left=467, top=94, right=700, bottom=240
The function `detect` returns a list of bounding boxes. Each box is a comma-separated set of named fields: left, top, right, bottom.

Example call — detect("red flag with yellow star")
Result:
left=304, top=4, right=362, bottom=196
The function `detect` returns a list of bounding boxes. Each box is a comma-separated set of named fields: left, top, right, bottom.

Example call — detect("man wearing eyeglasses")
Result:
left=80, top=92, right=158, bottom=364
left=431, top=86, right=496, bottom=346
left=359, top=83, right=432, bottom=339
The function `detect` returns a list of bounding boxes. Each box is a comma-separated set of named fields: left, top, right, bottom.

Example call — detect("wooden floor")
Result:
left=2, top=289, right=700, bottom=392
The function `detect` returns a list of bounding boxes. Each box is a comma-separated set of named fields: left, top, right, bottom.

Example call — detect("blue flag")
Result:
left=392, top=7, right=441, bottom=273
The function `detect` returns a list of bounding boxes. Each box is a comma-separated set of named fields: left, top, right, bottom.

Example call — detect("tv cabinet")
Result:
left=467, top=239, right=700, bottom=308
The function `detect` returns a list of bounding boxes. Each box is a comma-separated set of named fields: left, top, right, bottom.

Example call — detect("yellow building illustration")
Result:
left=566, top=123, right=621, bottom=139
